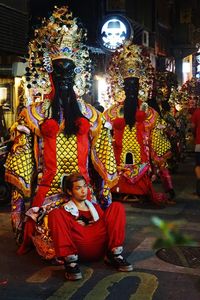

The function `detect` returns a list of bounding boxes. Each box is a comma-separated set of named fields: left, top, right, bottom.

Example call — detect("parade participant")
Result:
left=48, top=172, right=133, bottom=280
left=104, top=43, right=172, bottom=204
left=5, top=6, right=118, bottom=259
left=147, top=98, right=175, bottom=200
left=191, top=104, right=200, bottom=197
left=159, top=100, right=176, bottom=196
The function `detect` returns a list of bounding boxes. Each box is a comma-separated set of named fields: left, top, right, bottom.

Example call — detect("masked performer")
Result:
left=104, top=43, right=172, bottom=204
left=5, top=6, right=118, bottom=259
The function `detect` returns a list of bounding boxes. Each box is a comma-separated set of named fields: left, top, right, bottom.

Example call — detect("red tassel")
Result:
left=136, top=110, right=146, bottom=122
left=76, top=118, right=90, bottom=135
left=40, top=119, right=59, bottom=138
left=113, top=118, right=126, bottom=130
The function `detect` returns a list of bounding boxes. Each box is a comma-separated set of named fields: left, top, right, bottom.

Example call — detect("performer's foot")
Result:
left=65, top=262, right=83, bottom=281
left=165, top=189, right=176, bottom=205
left=51, top=257, right=64, bottom=266
left=104, top=252, right=133, bottom=272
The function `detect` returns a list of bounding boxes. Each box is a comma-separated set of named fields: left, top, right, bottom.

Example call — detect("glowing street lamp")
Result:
left=98, top=15, right=133, bottom=52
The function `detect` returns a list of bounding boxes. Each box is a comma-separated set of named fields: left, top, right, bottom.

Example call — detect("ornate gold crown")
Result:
left=25, top=6, right=92, bottom=98
left=107, top=41, right=155, bottom=103
left=115, top=43, right=143, bottom=79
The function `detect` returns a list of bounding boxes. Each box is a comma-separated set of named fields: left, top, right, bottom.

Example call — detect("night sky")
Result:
left=29, top=0, right=102, bottom=44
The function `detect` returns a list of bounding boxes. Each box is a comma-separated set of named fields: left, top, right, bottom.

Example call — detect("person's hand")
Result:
left=76, top=220, right=86, bottom=226
left=76, top=215, right=90, bottom=226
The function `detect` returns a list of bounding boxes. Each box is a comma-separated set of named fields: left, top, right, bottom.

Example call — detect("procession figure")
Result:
left=5, top=6, right=118, bottom=259
left=104, top=43, right=172, bottom=204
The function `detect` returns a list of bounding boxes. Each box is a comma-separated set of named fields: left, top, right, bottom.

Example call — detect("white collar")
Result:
left=64, top=200, right=99, bottom=221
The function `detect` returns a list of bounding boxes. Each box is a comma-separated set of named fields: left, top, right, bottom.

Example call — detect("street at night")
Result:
left=1, top=153, right=200, bottom=299
left=1, top=1, right=200, bottom=299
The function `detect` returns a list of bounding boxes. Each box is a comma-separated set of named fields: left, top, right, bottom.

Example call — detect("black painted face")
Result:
left=123, top=77, right=139, bottom=96
left=52, top=58, right=76, bottom=90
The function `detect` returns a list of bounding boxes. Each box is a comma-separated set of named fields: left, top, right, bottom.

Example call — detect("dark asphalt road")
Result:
left=1, top=153, right=200, bottom=300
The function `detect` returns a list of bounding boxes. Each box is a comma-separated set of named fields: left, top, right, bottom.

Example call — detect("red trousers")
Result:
left=48, top=202, right=126, bottom=261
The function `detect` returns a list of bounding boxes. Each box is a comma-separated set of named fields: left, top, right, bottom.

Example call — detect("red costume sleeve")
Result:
left=31, top=119, right=59, bottom=207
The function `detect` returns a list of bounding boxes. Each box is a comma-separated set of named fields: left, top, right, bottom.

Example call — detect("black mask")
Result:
left=51, top=58, right=86, bottom=136
left=123, top=77, right=139, bottom=128
left=52, top=58, right=76, bottom=91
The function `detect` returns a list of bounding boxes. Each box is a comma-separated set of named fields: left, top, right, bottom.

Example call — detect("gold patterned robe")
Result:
left=5, top=100, right=118, bottom=241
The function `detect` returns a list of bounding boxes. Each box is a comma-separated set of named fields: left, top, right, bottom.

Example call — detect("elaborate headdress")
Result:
left=25, top=6, right=92, bottom=99
left=174, top=77, right=200, bottom=109
left=107, top=41, right=155, bottom=103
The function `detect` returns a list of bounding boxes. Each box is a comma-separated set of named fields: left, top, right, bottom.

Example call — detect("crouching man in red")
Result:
left=48, top=173, right=133, bottom=280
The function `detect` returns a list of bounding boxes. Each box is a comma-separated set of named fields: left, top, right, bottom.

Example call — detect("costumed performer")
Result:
left=5, top=6, right=118, bottom=260
left=104, top=42, right=172, bottom=204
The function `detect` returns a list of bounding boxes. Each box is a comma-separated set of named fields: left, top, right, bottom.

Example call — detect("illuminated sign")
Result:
left=99, top=15, right=133, bottom=52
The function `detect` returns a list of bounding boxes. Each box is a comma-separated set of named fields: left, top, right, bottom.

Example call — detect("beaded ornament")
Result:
left=25, top=6, right=92, bottom=99
left=106, top=41, right=155, bottom=103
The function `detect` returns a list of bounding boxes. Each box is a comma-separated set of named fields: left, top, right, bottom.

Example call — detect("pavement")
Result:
left=1, top=153, right=200, bottom=300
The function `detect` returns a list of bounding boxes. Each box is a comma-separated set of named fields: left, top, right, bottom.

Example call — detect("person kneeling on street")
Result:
left=48, top=173, right=133, bottom=280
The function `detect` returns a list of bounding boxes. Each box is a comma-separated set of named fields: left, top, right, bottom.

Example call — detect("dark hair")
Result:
left=123, top=77, right=139, bottom=128
left=148, top=97, right=161, bottom=116
left=62, top=173, right=86, bottom=194
left=161, top=100, right=171, bottom=112
left=94, top=103, right=104, bottom=112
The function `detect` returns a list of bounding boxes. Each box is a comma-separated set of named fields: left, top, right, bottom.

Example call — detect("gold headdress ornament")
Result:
left=25, top=6, right=92, bottom=98
left=175, top=77, right=200, bottom=108
left=107, top=41, right=155, bottom=103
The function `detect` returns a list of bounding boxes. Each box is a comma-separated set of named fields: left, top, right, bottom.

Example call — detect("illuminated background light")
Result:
left=99, top=15, right=133, bottom=52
